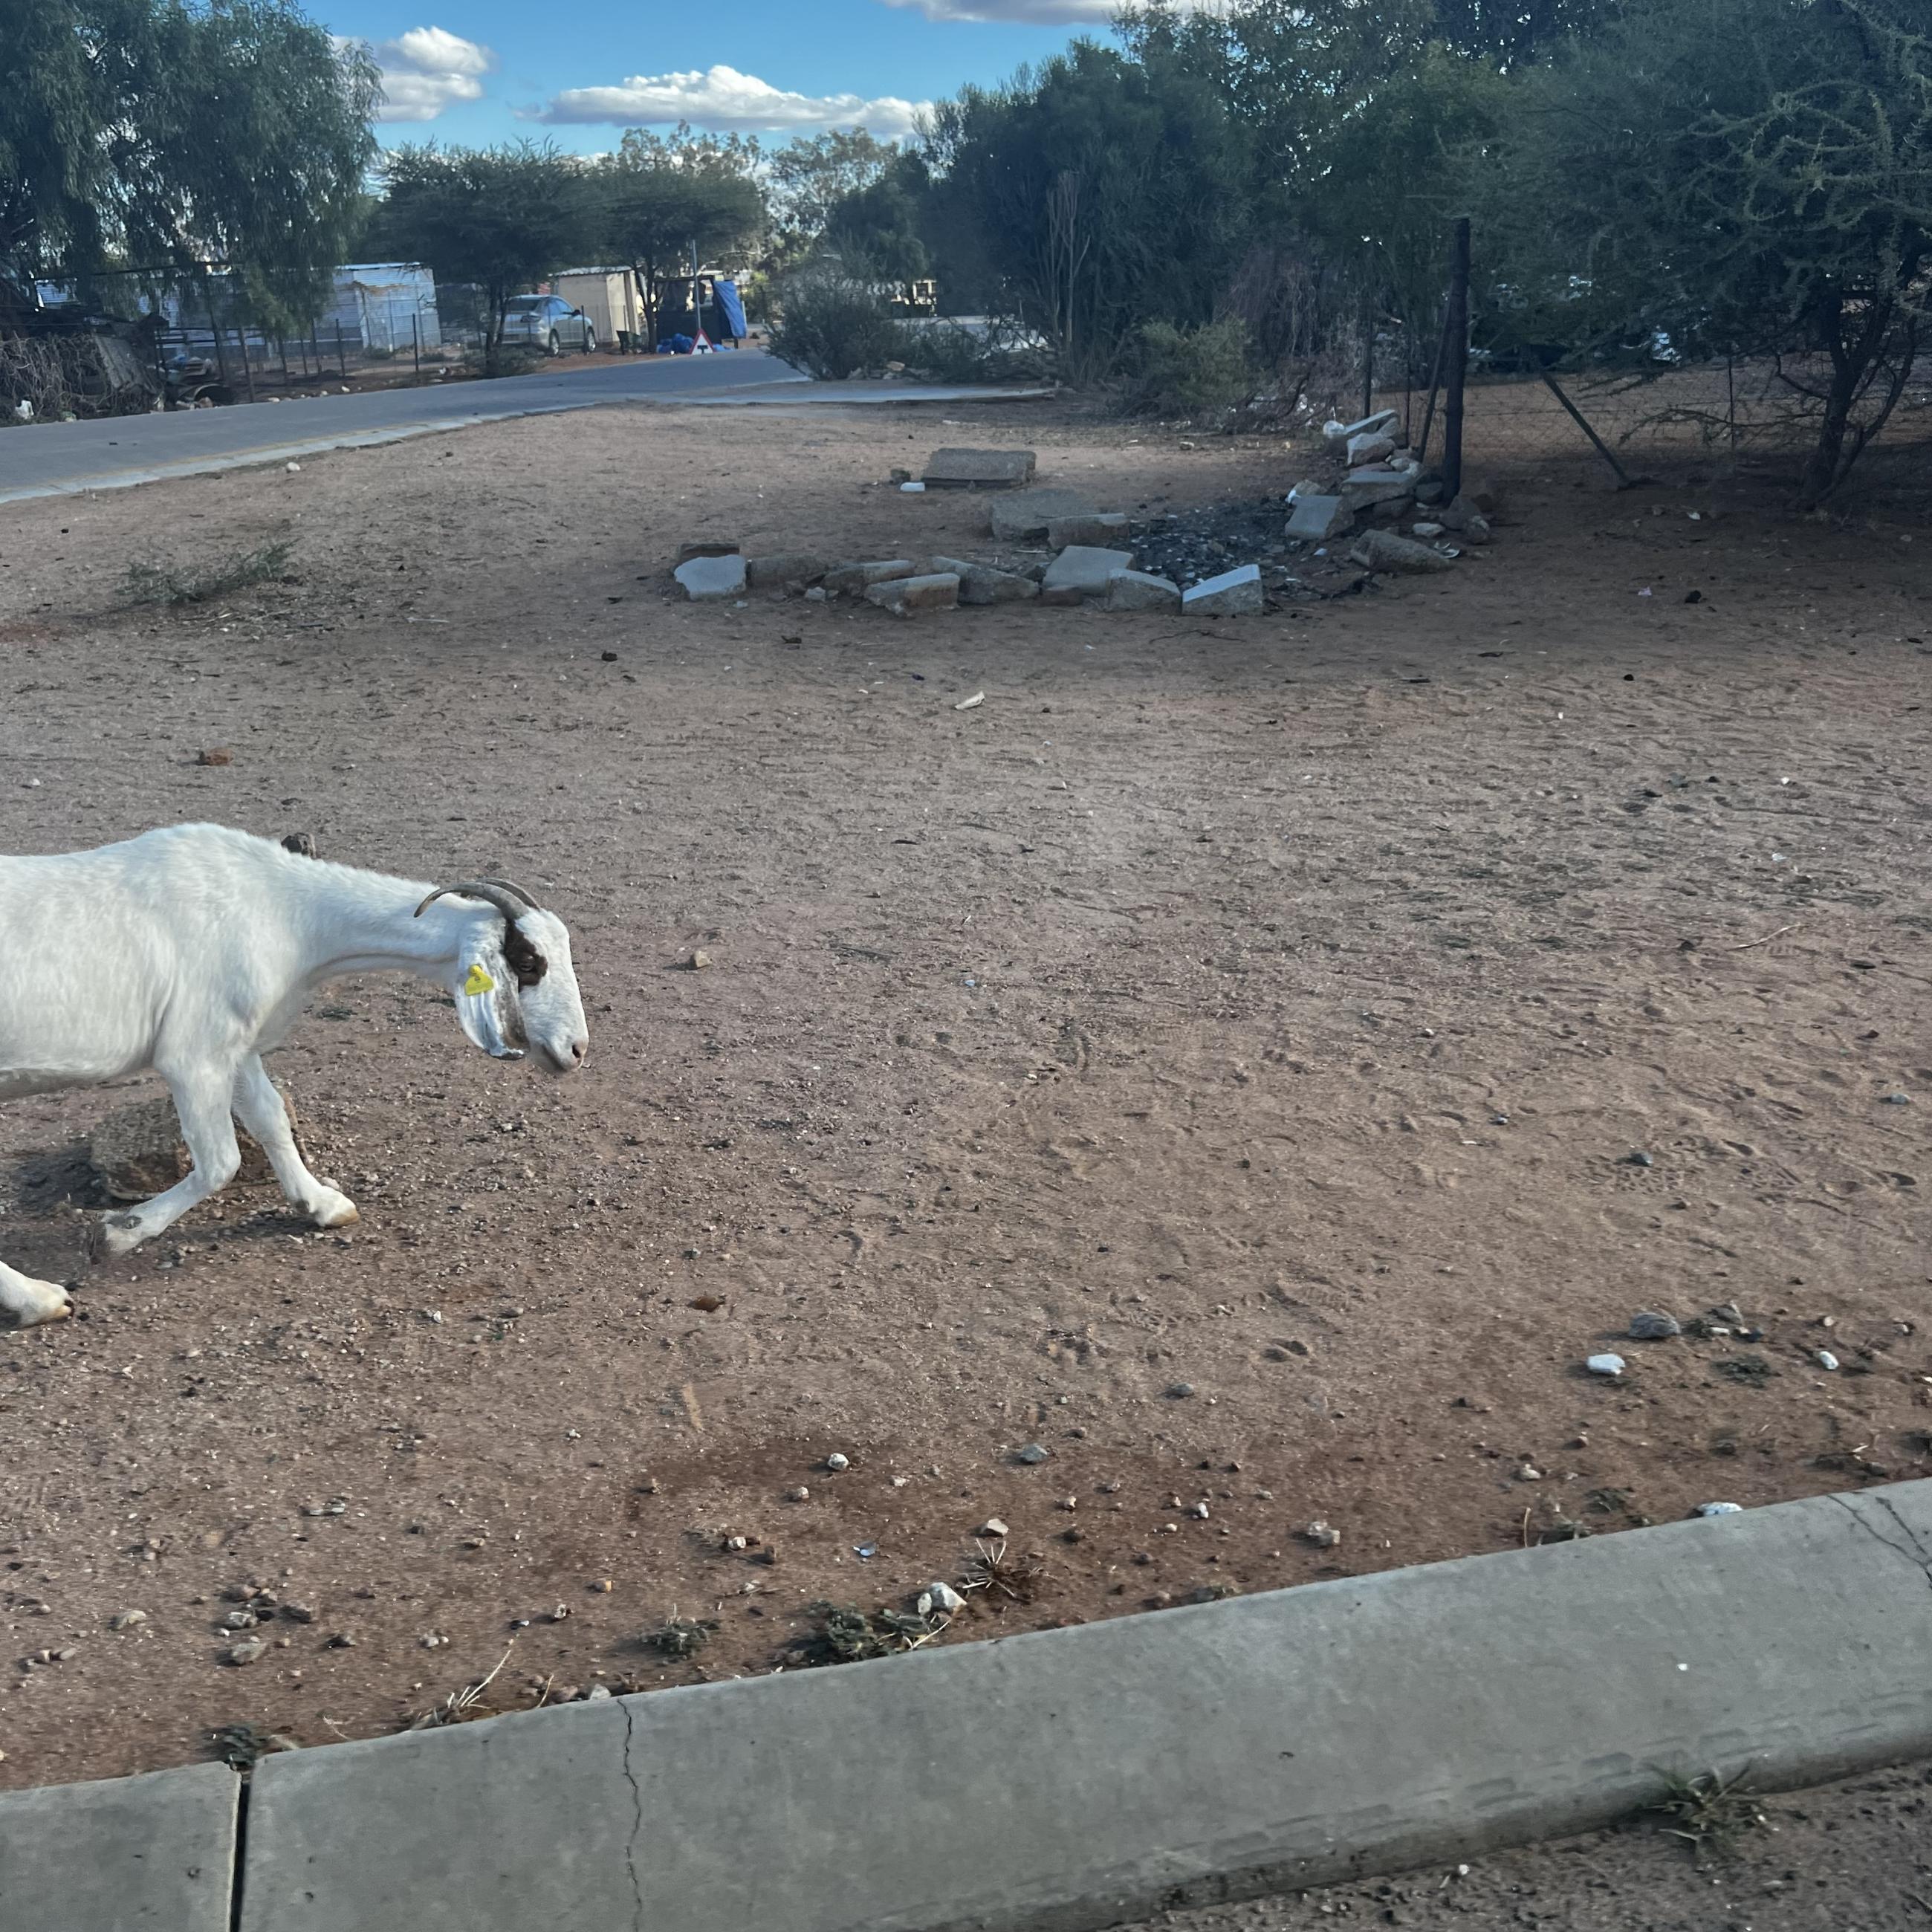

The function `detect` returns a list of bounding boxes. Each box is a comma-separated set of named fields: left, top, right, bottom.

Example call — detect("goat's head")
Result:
left=413, top=878, right=589, bottom=1075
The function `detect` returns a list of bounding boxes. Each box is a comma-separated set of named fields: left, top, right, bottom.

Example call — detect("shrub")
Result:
left=124, top=539, right=295, bottom=606
left=1127, top=317, right=1254, bottom=417
left=766, top=270, right=911, bottom=380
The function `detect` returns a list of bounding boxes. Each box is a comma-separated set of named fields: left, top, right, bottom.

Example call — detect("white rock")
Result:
left=826, top=1452, right=850, bottom=1471
left=675, top=554, right=748, bottom=600
left=1181, top=563, right=1263, bottom=617
left=1815, top=1349, right=1840, bottom=1371
left=924, top=1581, right=966, bottom=1615
left=1695, top=1501, right=1744, bottom=1517
left=978, top=1517, right=1009, bottom=1538
left=1586, top=1353, right=1627, bottom=1377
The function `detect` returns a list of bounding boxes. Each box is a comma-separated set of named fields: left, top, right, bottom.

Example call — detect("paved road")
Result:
left=0, top=349, right=808, bottom=503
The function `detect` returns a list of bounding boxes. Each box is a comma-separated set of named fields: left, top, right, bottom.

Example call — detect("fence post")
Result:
left=413, top=312, right=422, bottom=382
left=336, top=322, right=347, bottom=380
left=237, top=326, right=256, bottom=403
left=1442, top=215, right=1471, bottom=502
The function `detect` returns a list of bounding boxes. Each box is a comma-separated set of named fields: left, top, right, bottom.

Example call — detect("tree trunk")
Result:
left=1798, top=288, right=1893, bottom=510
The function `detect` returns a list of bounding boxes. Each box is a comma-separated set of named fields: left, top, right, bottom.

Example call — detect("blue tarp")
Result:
left=714, top=278, right=748, bottom=340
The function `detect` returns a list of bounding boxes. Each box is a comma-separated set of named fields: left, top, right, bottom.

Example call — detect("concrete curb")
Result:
left=0, top=1759, right=238, bottom=1929
left=6, top=1484, right=1927, bottom=1931
left=229, top=1481, right=1932, bottom=1932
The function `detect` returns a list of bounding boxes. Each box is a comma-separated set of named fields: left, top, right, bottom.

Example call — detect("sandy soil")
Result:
left=1, top=398, right=1929, bottom=1854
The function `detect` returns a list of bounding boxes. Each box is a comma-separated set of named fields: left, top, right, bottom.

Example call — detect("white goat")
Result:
left=0, top=823, right=589, bottom=1327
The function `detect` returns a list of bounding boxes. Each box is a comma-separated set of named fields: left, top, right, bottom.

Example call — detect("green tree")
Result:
left=924, top=43, right=1253, bottom=381
left=371, top=142, right=597, bottom=369
left=823, top=153, right=933, bottom=285
left=1484, top=0, right=1932, bottom=503
left=0, top=0, right=377, bottom=327
left=594, top=124, right=765, bottom=343
left=766, top=129, right=901, bottom=266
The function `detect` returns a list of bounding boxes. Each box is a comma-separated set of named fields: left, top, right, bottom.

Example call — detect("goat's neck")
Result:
left=298, top=871, right=491, bottom=985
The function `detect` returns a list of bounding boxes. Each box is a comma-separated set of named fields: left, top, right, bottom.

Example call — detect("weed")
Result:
left=1712, top=1356, right=1777, bottom=1386
left=406, top=1641, right=516, bottom=1730
left=209, top=1721, right=297, bottom=1769
left=961, top=1537, right=1045, bottom=1604
left=643, top=1616, right=717, bottom=1660
left=797, top=1600, right=947, bottom=1666
left=124, top=539, right=294, bottom=608
left=1646, top=1768, right=1767, bottom=1853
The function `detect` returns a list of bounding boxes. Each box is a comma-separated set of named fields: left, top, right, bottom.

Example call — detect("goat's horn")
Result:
left=477, top=875, right=542, bottom=911
left=414, top=880, right=534, bottom=923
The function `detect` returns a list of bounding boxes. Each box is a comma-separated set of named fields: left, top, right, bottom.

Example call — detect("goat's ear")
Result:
left=451, top=935, right=525, bottom=1060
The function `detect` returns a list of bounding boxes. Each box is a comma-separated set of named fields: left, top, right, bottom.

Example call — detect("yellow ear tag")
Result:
left=462, top=964, right=496, bottom=996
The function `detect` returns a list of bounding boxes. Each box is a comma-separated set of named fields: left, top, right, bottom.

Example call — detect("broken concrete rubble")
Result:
left=1041, top=545, right=1137, bottom=603
left=1046, top=512, right=1129, bottom=551
left=1181, top=563, right=1264, bottom=616
left=675, top=539, right=740, bottom=563
left=864, top=573, right=961, bottom=617
left=1286, top=495, right=1354, bottom=543
left=928, top=556, right=1040, bottom=606
left=1349, top=529, right=1455, bottom=574
left=1339, top=468, right=1417, bottom=510
left=1346, top=431, right=1397, bottom=468
left=674, top=554, right=748, bottom=600
left=823, top=560, right=916, bottom=597
left=745, top=552, right=831, bottom=591
left=1101, top=570, right=1181, bottom=612
left=921, top=448, right=1037, bottom=489
left=988, top=490, right=1098, bottom=542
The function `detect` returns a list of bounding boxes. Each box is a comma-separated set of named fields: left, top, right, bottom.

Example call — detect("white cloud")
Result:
left=368, top=25, right=497, bottom=123
left=533, top=64, right=928, bottom=140
left=878, top=0, right=1209, bottom=18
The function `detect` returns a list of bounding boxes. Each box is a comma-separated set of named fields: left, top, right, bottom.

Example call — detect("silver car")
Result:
left=499, top=294, right=597, bottom=356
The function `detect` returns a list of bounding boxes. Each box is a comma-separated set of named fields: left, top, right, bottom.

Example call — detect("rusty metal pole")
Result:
left=1442, top=216, right=1471, bottom=502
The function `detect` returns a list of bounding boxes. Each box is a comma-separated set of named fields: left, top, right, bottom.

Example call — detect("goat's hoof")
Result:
left=5, top=1279, right=71, bottom=1327
left=91, top=1212, right=146, bottom=1261
left=309, top=1190, right=359, bottom=1231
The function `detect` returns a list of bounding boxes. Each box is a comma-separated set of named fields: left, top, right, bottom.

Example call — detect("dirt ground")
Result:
left=1141, top=1760, right=1932, bottom=1931
left=1, top=397, right=1929, bottom=1878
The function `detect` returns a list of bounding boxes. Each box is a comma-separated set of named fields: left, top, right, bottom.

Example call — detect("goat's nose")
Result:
left=570, top=1039, right=588, bottom=1066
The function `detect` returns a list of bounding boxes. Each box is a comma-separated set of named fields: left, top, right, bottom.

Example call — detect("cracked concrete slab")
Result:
left=233, top=1482, right=1932, bottom=1932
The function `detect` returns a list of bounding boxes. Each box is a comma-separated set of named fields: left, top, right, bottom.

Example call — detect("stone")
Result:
left=1304, top=1520, right=1343, bottom=1549
left=988, top=489, right=1097, bottom=542
left=1349, top=530, right=1454, bottom=575
left=1459, top=516, right=1493, bottom=545
left=1181, top=564, right=1264, bottom=617
left=1016, top=1443, right=1050, bottom=1465
left=977, top=1517, right=1009, bottom=1538
left=924, top=1581, right=967, bottom=1615
left=1046, top=512, right=1130, bottom=551
left=786, top=1486, right=811, bottom=1503
left=673, top=554, right=748, bottom=600
left=1816, top=1350, right=1841, bottom=1372
left=1695, top=1501, right=1744, bottom=1517
left=927, top=556, right=1040, bottom=606
left=93, top=1091, right=296, bottom=1202
left=922, top=447, right=1037, bottom=490
left=864, top=573, right=960, bottom=617
left=1339, top=468, right=1416, bottom=510
left=1342, top=407, right=1399, bottom=438
left=1629, top=1312, right=1682, bottom=1341
left=1165, top=1382, right=1196, bottom=1399
left=1346, top=431, right=1397, bottom=467
left=1410, top=522, right=1445, bottom=539
left=1286, top=478, right=1329, bottom=502
left=826, top=1453, right=850, bottom=1473
left=109, top=1609, right=148, bottom=1630
left=226, top=1638, right=268, bottom=1666
left=1436, top=495, right=1491, bottom=535
left=1586, top=1354, right=1627, bottom=1378
left=676, top=539, right=740, bottom=563
left=1041, top=546, right=1137, bottom=601
left=745, top=552, right=831, bottom=591
left=1285, top=494, right=1353, bottom=543
left=1101, top=570, right=1181, bottom=613
left=823, top=560, right=915, bottom=598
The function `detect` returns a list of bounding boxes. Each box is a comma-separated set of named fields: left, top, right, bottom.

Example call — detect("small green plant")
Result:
left=766, top=270, right=912, bottom=380
left=905, top=323, right=993, bottom=384
left=644, top=1616, right=716, bottom=1660
left=1128, top=317, right=1254, bottom=418
left=797, top=1600, right=945, bottom=1666
left=1647, top=1768, right=1767, bottom=1854
left=123, top=538, right=295, bottom=608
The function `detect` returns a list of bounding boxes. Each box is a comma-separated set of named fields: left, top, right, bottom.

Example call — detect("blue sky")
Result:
left=319, top=1, right=1143, bottom=152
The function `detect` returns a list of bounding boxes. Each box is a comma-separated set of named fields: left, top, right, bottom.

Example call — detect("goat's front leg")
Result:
left=95, top=1062, right=243, bottom=1258
left=0, top=1259, right=69, bottom=1326
left=232, top=1055, right=357, bottom=1230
